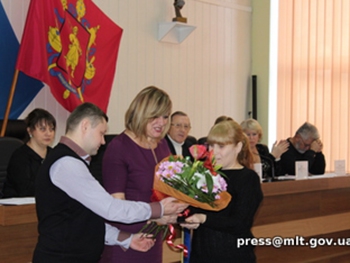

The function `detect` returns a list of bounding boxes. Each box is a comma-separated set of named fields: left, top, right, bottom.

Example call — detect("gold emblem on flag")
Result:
left=47, top=0, right=99, bottom=102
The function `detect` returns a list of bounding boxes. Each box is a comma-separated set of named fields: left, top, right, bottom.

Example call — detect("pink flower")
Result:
left=156, top=161, right=184, bottom=180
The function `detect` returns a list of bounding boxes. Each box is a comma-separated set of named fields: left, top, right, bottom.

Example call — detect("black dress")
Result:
left=256, top=144, right=277, bottom=180
left=188, top=167, right=263, bottom=263
left=3, top=144, right=51, bottom=197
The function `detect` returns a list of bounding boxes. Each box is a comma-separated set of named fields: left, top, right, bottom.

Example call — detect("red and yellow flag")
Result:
left=16, top=0, right=123, bottom=112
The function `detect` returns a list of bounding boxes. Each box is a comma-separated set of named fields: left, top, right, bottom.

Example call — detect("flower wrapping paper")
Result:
left=153, top=156, right=232, bottom=211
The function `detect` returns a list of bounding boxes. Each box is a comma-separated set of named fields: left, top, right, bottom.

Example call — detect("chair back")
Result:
left=197, top=136, right=207, bottom=145
left=186, top=135, right=197, bottom=145
left=0, top=137, right=24, bottom=197
left=0, top=119, right=28, bottom=142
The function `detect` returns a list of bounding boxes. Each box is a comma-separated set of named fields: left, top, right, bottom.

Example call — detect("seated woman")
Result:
left=240, top=118, right=288, bottom=181
left=3, top=108, right=56, bottom=197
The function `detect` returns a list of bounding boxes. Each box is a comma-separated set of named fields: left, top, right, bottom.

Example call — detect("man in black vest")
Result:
left=33, top=103, right=187, bottom=263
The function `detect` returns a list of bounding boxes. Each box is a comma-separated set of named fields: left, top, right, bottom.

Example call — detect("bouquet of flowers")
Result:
left=140, top=145, right=231, bottom=245
left=153, top=144, right=231, bottom=210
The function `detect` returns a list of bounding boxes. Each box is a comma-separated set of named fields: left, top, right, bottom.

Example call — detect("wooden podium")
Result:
left=252, top=175, right=350, bottom=263
left=0, top=204, right=37, bottom=263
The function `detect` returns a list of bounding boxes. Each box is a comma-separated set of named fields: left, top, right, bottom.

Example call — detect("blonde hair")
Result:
left=240, top=118, right=263, bottom=141
left=207, top=120, right=254, bottom=169
left=125, top=86, right=172, bottom=140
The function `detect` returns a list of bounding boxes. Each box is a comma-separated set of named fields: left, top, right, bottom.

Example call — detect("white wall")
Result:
left=2, top=0, right=252, bottom=145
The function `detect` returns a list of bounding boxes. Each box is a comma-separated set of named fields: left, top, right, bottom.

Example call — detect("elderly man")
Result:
left=165, top=111, right=196, bottom=161
left=278, top=122, right=326, bottom=176
left=32, top=103, right=187, bottom=263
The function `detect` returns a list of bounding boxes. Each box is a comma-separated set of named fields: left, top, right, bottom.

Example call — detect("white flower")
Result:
left=194, top=171, right=227, bottom=194
left=194, top=172, right=207, bottom=191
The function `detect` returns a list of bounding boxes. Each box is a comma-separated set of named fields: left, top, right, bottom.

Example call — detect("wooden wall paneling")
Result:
left=254, top=192, right=322, bottom=225
left=0, top=204, right=37, bottom=263
left=253, top=212, right=350, bottom=238
left=252, top=176, right=350, bottom=262
left=0, top=223, right=37, bottom=263
left=0, top=176, right=349, bottom=263
left=321, top=188, right=350, bottom=214
left=0, top=205, right=36, bottom=225
left=255, top=230, right=350, bottom=263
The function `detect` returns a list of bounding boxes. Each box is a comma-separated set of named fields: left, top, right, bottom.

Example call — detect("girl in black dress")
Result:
left=181, top=119, right=263, bottom=263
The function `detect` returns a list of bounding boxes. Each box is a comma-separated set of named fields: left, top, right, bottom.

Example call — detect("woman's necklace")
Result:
left=148, top=140, right=158, bottom=164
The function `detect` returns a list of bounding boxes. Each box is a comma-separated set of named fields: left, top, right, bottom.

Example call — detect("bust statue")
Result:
left=173, top=0, right=187, bottom=23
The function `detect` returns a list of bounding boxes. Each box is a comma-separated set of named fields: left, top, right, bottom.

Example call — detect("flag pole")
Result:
left=0, top=69, right=19, bottom=137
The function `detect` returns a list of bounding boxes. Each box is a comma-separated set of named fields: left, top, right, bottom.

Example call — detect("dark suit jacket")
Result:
left=165, top=135, right=197, bottom=161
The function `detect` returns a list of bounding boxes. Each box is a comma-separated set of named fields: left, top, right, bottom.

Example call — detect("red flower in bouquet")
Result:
left=189, top=144, right=207, bottom=160
left=203, top=150, right=218, bottom=175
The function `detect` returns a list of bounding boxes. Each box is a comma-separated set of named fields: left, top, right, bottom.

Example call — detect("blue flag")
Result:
left=0, top=2, right=43, bottom=119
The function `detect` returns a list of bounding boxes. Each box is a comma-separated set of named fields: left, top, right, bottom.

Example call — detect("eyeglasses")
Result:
left=171, top=123, right=191, bottom=131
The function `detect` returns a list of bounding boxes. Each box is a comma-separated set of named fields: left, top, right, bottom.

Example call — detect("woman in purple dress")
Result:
left=100, top=86, right=184, bottom=263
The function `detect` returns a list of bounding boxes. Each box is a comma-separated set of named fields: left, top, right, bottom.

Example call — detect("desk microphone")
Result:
left=260, top=154, right=275, bottom=182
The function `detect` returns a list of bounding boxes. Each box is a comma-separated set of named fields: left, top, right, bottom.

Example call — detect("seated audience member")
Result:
left=165, top=111, right=196, bottom=161
left=278, top=122, right=325, bottom=176
left=240, top=118, right=288, bottom=181
left=3, top=108, right=56, bottom=197
left=198, top=115, right=233, bottom=145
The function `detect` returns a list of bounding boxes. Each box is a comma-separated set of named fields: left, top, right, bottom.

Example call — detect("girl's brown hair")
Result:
left=207, top=120, right=254, bottom=169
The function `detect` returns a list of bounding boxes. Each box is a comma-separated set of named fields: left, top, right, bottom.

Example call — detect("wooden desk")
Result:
left=0, top=204, right=37, bottom=263
left=1, top=176, right=349, bottom=263
left=252, top=175, right=350, bottom=263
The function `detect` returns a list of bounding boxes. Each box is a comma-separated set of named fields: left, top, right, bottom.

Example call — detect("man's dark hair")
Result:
left=66, top=103, right=108, bottom=133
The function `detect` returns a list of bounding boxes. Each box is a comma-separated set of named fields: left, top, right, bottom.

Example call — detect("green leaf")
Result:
left=205, top=171, right=214, bottom=193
